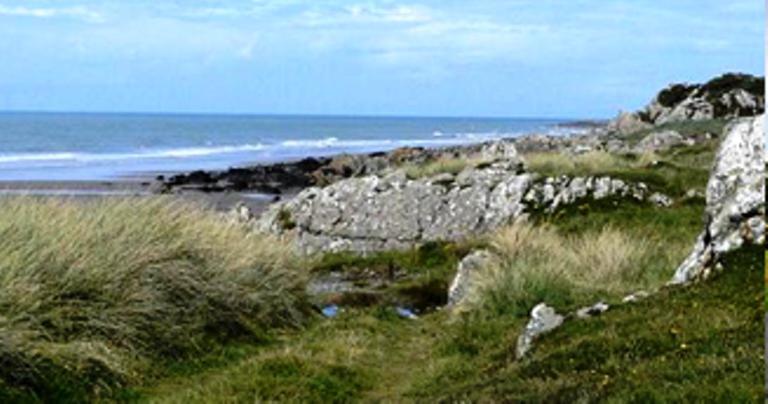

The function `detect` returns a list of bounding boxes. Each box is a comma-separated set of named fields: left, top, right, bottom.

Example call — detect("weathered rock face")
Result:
left=671, top=115, right=765, bottom=283
left=256, top=153, right=670, bottom=255
left=257, top=162, right=533, bottom=254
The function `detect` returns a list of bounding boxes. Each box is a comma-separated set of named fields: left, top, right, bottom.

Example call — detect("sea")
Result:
left=0, top=112, right=576, bottom=181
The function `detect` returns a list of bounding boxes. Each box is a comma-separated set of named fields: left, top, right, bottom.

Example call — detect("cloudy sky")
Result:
left=0, top=0, right=763, bottom=118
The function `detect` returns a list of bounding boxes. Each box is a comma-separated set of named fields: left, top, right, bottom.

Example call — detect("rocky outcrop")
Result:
left=608, top=73, right=764, bottom=135
left=671, top=115, right=765, bottom=284
left=255, top=144, right=670, bottom=255
left=256, top=162, right=533, bottom=255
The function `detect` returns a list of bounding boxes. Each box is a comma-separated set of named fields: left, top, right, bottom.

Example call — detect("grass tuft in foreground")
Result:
left=0, top=197, right=311, bottom=401
left=460, top=222, right=688, bottom=318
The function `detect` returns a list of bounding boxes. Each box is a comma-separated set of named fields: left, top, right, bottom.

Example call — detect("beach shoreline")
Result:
left=0, top=124, right=605, bottom=214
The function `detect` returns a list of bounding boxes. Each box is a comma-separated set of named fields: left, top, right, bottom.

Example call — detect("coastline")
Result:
left=0, top=121, right=605, bottom=215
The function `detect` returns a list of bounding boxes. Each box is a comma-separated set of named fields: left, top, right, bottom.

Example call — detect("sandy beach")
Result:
left=0, top=180, right=281, bottom=215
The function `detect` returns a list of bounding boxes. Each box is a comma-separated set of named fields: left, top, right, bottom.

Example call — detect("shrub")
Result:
left=657, top=84, right=698, bottom=107
left=0, top=197, right=310, bottom=400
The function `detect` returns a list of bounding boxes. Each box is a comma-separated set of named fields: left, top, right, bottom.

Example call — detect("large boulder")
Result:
left=671, top=115, right=765, bottom=283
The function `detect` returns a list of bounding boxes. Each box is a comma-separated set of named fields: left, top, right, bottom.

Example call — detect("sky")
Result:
left=0, top=0, right=763, bottom=119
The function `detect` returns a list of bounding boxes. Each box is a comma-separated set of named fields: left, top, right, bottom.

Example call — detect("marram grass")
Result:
left=0, top=197, right=310, bottom=400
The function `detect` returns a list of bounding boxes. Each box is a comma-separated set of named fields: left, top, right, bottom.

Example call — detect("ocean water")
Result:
left=0, top=112, right=572, bottom=181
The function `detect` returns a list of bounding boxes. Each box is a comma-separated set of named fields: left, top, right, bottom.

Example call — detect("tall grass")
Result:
left=462, top=222, right=686, bottom=317
left=0, top=197, right=310, bottom=400
left=403, top=157, right=489, bottom=179
left=524, top=151, right=628, bottom=177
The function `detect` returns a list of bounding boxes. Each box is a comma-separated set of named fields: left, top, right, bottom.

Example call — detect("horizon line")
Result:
left=0, top=108, right=605, bottom=122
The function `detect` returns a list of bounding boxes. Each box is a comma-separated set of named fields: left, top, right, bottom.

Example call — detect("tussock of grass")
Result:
left=462, top=222, right=685, bottom=317
left=524, top=151, right=626, bottom=177
left=403, top=157, right=488, bottom=179
left=0, top=197, right=310, bottom=400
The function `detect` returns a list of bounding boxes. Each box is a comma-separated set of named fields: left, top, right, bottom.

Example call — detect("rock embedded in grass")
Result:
left=447, top=250, right=497, bottom=308
left=515, top=303, right=565, bottom=359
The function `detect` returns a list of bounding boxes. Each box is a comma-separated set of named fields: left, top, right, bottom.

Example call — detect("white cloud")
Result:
left=0, top=5, right=103, bottom=22
left=344, top=4, right=432, bottom=23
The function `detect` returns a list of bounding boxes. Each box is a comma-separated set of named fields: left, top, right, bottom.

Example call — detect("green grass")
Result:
left=525, top=139, right=717, bottom=198
left=138, top=242, right=762, bottom=402
left=130, top=196, right=741, bottom=403
left=415, top=244, right=763, bottom=402
left=310, top=241, right=479, bottom=309
left=0, top=197, right=311, bottom=402
left=139, top=307, right=440, bottom=403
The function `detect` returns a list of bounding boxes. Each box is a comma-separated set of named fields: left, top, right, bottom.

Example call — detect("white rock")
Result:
left=447, top=250, right=497, bottom=307
left=516, top=303, right=565, bottom=359
left=576, top=302, right=610, bottom=319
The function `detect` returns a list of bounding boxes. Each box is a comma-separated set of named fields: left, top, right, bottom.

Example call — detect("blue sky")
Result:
left=0, top=0, right=763, bottom=118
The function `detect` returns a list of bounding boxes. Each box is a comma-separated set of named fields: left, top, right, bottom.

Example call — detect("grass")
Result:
left=459, top=221, right=689, bottom=318
left=414, top=244, right=763, bottom=402
left=402, top=156, right=489, bottom=179
left=142, top=308, right=431, bottom=403
left=130, top=197, right=725, bottom=402
left=310, top=241, right=478, bottom=310
left=0, top=197, right=311, bottom=402
left=139, top=242, right=762, bottom=402
left=524, top=141, right=717, bottom=198
left=622, top=119, right=728, bottom=145
left=525, top=151, right=628, bottom=177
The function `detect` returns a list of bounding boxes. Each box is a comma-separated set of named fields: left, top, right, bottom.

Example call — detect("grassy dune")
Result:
left=0, top=198, right=310, bottom=402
